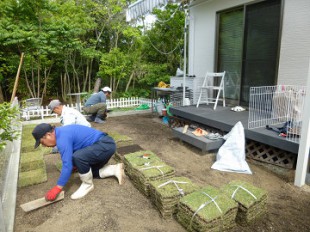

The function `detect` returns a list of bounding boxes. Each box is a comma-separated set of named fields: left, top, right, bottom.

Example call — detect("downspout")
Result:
left=183, top=9, right=188, bottom=105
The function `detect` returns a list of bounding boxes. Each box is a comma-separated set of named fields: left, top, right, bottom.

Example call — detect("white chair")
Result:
left=22, top=98, right=42, bottom=120
left=196, top=71, right=226, bottom=110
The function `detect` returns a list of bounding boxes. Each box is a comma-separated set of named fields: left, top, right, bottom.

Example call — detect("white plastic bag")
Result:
left=176, top=67, right=184, bottom=77
left=211, top=121, right=252, bottom=174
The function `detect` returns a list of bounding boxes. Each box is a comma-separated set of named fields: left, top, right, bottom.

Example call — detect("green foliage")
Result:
left=142, top=4, right=185, bottom=75
left=99, top=48, right=129, bottom=80
left=0, top=0, right=185, bottom=100
left=117, top=88, right=150, bottom=98
left=0, top=102, right=20, bottom=150
left=137, top=63, right=170, bottom=86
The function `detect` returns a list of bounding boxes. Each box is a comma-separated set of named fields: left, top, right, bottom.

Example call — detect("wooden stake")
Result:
left=10, top=52, right=24, bottom=103
left=20, top=191, right=65, bottom=212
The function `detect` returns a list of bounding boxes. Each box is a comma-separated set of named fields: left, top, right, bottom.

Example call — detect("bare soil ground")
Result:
left=15, top=113, right=310, bottom=232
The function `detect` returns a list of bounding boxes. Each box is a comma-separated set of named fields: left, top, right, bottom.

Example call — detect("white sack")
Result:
left=211, top=121, right=252, bottom=174
left=176, top=67, right=184, bottom=77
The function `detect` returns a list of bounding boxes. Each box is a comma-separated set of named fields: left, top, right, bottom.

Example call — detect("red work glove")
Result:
left=45, top=186, right=62, bottom=201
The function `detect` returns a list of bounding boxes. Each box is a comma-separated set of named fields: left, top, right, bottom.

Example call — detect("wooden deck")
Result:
left=169, top=104, right=299, bottom=155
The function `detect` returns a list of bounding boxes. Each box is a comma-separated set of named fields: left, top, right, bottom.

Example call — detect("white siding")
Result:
left=189, top=0, right=310, bottom=87
left=188, top=0, right=255, bottom=79
left=188, top=0, right=255, bottom=103
left=278, top=0, right=310, bottom=85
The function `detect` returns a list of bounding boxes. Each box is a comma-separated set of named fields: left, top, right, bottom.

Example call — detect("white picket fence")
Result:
left=21, top=97, right=153, bottom=120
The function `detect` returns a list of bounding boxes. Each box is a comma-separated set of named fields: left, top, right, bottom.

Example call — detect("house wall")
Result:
left=188, top=0, right=255, bottom=103
left=278, top=0, right=310, bottom=85
left=188, top=0, right=255, bottom=78
left=189, top=0, right=310, bottom=86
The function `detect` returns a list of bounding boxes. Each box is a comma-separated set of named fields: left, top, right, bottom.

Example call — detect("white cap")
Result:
left=102, top=86, right=112, bottom=93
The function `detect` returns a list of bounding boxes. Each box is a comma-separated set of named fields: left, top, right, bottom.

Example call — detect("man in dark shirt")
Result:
left=83, top=86, right=111, bottom=123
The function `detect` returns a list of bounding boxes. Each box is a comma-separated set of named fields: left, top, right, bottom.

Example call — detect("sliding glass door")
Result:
left=217, top=0, right=281, bottom=105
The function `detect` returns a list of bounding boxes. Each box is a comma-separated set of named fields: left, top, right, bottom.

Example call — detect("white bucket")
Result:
left=156, top=102, right=165, bottom=115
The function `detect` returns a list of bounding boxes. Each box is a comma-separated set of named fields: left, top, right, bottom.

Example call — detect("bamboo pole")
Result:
left=11, top=52, right=25, bottom=103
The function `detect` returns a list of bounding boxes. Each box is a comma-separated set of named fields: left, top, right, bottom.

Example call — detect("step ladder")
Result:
left=196, top=71, right=226, bottom=110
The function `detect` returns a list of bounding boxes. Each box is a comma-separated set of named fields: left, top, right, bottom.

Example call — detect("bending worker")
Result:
left=83, top=86, right=111, bottom=124
left=32, top=123, right=124, bottom=200
left=48, top=99, right=91, bottom=127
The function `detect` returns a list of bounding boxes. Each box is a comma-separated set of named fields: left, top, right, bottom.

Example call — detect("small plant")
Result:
left=0, top=102, right=20, bottom=150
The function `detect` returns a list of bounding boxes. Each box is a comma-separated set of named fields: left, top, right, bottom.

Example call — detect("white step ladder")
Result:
left=196, top=71, right=226, bottom=110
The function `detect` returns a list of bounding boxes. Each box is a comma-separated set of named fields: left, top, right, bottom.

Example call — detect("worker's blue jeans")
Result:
left=72, top=135, right=116, bottom=177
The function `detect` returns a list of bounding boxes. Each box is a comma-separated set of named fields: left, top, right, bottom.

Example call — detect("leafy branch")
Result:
left=0, top=102, right=20, bottom=151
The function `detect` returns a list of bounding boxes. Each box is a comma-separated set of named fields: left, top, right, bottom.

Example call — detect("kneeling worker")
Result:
left=83, top=86, right=111, bottom=123
left=32, top=123, right=124, bottom=201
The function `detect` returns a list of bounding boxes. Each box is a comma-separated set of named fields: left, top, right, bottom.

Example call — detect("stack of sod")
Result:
left=123, top=150, right=161, bottom=172
left=149, top=176, right=200, bottom=219
left=108, top=131, right=133, bottom=148
left=124, top=150, right=175, bottom=196
left=177, top=186, right=238, bottom=232
left=114, top=144, right=143, bottom=162
left=221, top=180, right=268, bottom=226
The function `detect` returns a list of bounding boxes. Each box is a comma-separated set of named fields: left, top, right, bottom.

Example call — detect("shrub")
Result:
left=0, top=102, right=20, bottom=150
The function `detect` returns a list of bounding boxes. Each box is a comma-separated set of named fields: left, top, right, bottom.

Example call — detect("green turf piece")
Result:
left=108, top=131, right=133, bottom=147
left=20, top=151, right=45, bottom=172
left=18, top=168, right=47, bottom=188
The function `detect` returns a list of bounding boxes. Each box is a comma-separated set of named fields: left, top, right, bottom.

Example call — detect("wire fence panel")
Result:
left=248, top=85, right=306, bottom=143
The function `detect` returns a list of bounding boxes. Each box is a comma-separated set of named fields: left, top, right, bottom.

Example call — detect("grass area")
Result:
left=108, top=131, right=133, bottom=147
left=18, top=124, right=48, bottom=188
left=18, top=168, right=47, bottom=188
left=109, top=106, right=138, bottom=112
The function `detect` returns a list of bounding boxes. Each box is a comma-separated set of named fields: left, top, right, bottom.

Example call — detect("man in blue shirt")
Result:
left=83, top=86, right=111, bottom=124
left=32, top=123, right=124, bottom=201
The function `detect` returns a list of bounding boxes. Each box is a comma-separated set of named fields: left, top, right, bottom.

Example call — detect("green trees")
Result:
left=0, top=0, right=185, bottom=102
left=0, top=0, right=96, bottom=101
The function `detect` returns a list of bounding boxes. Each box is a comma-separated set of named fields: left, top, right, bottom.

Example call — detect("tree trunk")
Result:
left=93, top=78, right=101, bottom=93
left=0, top=84, right=4, bottom=103
left=125, top=72, right=134, bottom=92
left=24, top=68, right=34, bottom=98
left=40, top=64, right=53, bottom=102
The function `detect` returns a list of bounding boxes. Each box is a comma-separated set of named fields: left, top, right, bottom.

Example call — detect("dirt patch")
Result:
left=15, top=113, right=310, bottom=232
